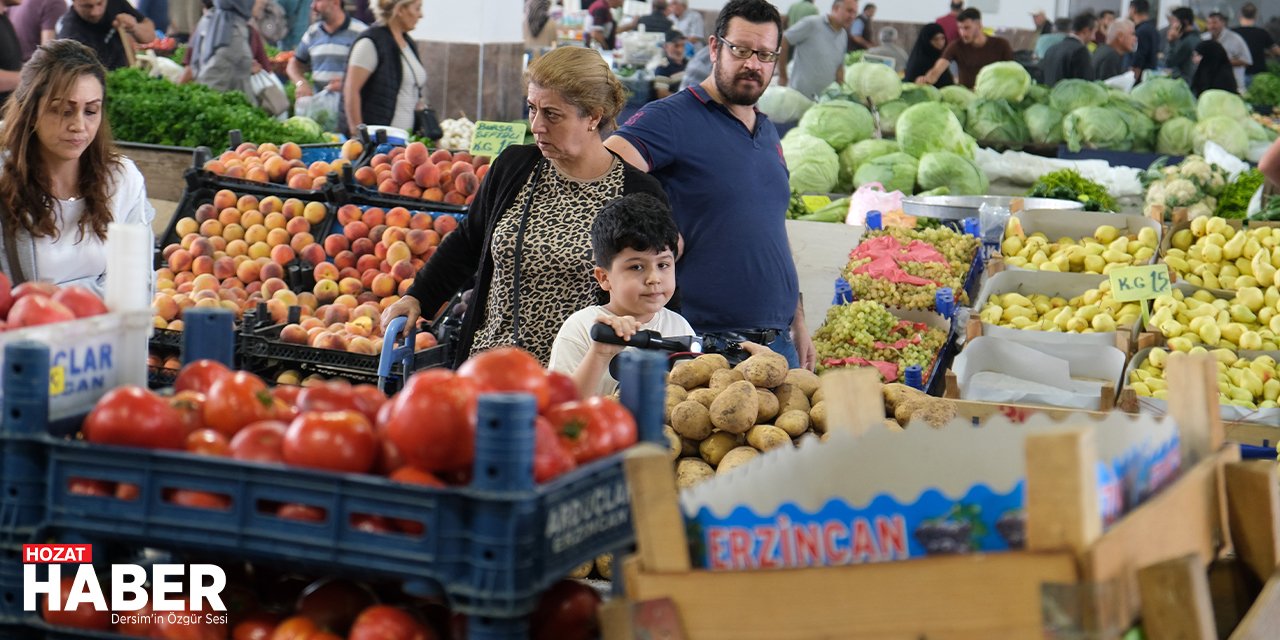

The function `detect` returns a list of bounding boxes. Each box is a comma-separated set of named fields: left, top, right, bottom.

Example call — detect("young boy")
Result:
left=549, top=193, right=694, bottom=398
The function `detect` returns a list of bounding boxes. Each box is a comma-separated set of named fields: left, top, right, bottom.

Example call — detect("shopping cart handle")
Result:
left=377, top=316, right=417, bottom=392
left=1238, top=443, right=1278, bottom=460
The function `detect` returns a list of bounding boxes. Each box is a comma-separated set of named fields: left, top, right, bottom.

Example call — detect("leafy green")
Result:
left=1156, top=117, right=1196, bottom=156
left=1027, top=169, right=1117, bottom=212
left=853, top=152, right=918, bottom=195
left=917, top=151, right=988, bottom=196
left=876, top=100, right=909, bottom=137
left=1197, top=89, right=1250, bottom=121
left=964, top=98, right=1029, bottom=149
left=1248, top=73, right=1280, bottom=107
left=843, top=62, right=903, bottom=106
left=797, top=196, right=852, bottom=222
left=1063, top=106, right=1131, bottom=152
left=939, top=85, right=976, bottom=107
left=1023, top=104, right=1064, bottom=145
left=759, top=86, right=816, bottom=123
left=1131, top=78, right=1196, bottom=123
left=896, top=102, right=976, bottom=160
left=781, top=131, right=839, bottom=193
left=973, top=61, right=1031, bottom=102
left=1049, top=79, right=1109, bottom=114
left=1193, top=116, right=1249, bottom=158
left=839, top=138, right=899, bottom=192
left=1216, top=169, right=1264, bottom=219
left=798, top=100, right=874, bottom=150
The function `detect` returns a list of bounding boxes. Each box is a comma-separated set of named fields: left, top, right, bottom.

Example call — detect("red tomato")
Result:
left=372, top=436, right=404, bottom=476
left=529, top=579, right=602, bottom=640
left=389, top=466, right=445, bottom=486
left=382, top=370, right=478, bottom=472
left=7, top=293, right=74, bottom=328
left=175, top=359, right=232, bottom=395
left=229, top=420, right=288, bottom=463
left=115, top=482, right=140, bottom=501
left=167, top=489, right=231, bottom=510
left=348, top=605, right=434, bottom=640
left=11, top=281, right=58, bottom=300
left=534, top=417, right=576, bottom=483
left=170, top=390, right=208, bottom=434
left=232, top=612, right=282, bottom=640
left=457, top=346, right=550, bottom=411
left=295, top=382, right=361, bottom=414
left=84, top=386, right=187, bottom=450
left=271, top=397, right=299, bottom=423
left=276, top=503, right=326, bottom=522
left=268, top=615, right=317, bottom=640
left=546, top=396, right=638, bottom=464
left=0, top=271, right=12, bottom=317
left=294, top=579, right=377, bottom=636
left=351, top=384, right=387, bottom=422
left=350, top=513, right=396, bottom=533
left=186, top=428, right=231, bottom=456
left=42, top=577, right=112, bottom=631
left=114, top=601, right=153, bottom=637
left=51, top=285, right=108, bottom=318
left=545, top=371, right=579, bottom=408
left=283, top=411, right=376, bottom=473
left=204, top=371, right=274, bottom=438
left=271, top=384, right=302, bottom=407
left=68, top=477, right=114, bottom=496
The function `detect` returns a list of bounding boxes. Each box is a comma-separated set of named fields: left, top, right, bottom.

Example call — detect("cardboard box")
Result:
left=951, top=337, right=1125, bottom=411
left=1124, top=346, right=1280, bottom=425
left=971, top=270, right=1140, bottom=349
left=1002, top=209, right=1163, bottom=273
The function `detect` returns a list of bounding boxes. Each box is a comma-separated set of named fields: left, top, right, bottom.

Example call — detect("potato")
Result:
left=785, top=368, right=820, bottom=398
left=677, top=457, right=715, bottom=487
left=709, top=380, right=759, bottom=434
left=747, top=424, right=791, bottom=451
left=883, top=418, right=904, bottom=431
left=811, top=386, right=825, bottom=404
left=568, top=560, right=593, bottom=579
left=773, top=383, right=811, bottom=415
left=735, top=352, right=789, bottom=388
left=664, top=394, right=681, bottom=425
left=670, top=359, right=715, bottom=390
left=662, top=425, right=682, bottom=459
left=775, top=409, right=811, bottom=437
left=716, top=446, right=760, bottom=475
left=595, top=553, right=614, bottom=580
left=709, top=368, right=745, bottom=391
left=912, top=400, right=957, bottom=428
left=688, top=388, right=721, bottom=408
left=883, top=383, right=928, bottom=412
left=810, top=401, right=827, bottom=433
left=894, top=398, right=932, bottom=426
left=695, top=353, right=731, bottom=371
left=666, top=384, right=688, bottom=403
left=699, top=431, right=740, bottom=466
left=755, top=388, right=780, bottom=423
left=671, top=400, right=714, bottom=440
left=681, top=437, right=699, bottom=457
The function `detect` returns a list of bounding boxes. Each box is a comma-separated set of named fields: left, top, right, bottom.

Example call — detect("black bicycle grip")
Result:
left=590, top=323, right=660, bottom=347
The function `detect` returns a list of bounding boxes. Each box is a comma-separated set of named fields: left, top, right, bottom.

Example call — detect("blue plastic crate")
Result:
left=1, top=334, right=668, bottom=638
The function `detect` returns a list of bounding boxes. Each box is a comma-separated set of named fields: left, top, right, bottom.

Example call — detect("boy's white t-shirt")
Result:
left=549, top=305, right=696, bottom=397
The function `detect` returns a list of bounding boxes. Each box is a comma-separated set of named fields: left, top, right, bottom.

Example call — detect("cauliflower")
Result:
left=1146, top=182, right=1166, bottom=206
left=1206, top=172, right=1226, bottom=197
left=1179, top=158, right=1213, bottom=186
left=1187, top=201, right=1214, bottom=219
left=1163, top=178, right=1201, bottom=207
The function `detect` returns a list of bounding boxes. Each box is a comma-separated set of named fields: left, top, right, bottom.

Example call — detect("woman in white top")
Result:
left=341, top=0, right=426, bottom=136
left=0, top=40, right=154, bottom=299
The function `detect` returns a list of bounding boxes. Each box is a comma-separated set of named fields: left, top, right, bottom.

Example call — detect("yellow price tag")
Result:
left=1109, top=264, right=1172, bottom=302
left=801, top=195, right=832, bottom=212
left=470, top=121, right=527, bottom=158
left=49, top=365, right=65, bottom=396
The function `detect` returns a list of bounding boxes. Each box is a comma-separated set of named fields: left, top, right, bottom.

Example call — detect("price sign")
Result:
left=802, top=195, right=831, bottom=212
left=49, top=365, right=65, bottom=396
left=470, top=121, right=526, bottom=157
left=1109, top=264, right=1173, bottom=302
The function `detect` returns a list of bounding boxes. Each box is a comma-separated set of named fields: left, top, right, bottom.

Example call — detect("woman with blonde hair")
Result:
left=341, top=0, right=426, bottom=135
left=381, top=46, right=669, bottom=365
left=0, top=40, right=153, bottom=297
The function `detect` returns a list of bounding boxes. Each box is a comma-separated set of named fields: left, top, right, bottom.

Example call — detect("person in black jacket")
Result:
left=381, top=46, right=669, bottom=366
left=1040, top=11, right=1096, bottom=86
left=1190, top=39, right=1237, bottom=97
left=341, top=0, right=423, bottom=136
left=904, top=22, right=952, bottom=87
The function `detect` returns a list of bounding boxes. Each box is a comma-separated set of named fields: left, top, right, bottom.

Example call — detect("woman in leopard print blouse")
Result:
left=382, top=47, right=668, bottom=366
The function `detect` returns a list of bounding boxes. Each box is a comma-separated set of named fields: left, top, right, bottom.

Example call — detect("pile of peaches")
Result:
left=201, top=140, right=364, bottom=191
left=350, top=141, right=487, bottom=205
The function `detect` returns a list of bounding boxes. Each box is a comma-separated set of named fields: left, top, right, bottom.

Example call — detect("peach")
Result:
left=334, top=294, right=359, bottom=309
left=338, top=268, right=360, bottom=283
left=404, top=141, right=429, bottom=166
left=374, top=241, right=388, bottom=260
left=337, top=204, right=362, bottom=226
left=370, top=153, right=390, bottom=167
left=297, top=292, right=318, bottom=311
left=453, top=152, right=472, bottom=165
left=307, top=160, right=331, bottom=178
left=389, top=147, right=405, bottom=160
left=266, top=228, right=290, bottom=247
left=248, top=242, right=272, bottom=260
left=378, top=178, right=399, bottom=194
left=225, top=239, right=249, bottom=257
left=271, top=244, right=295, bottom=265
left=299, top=243, right=326, bottom=267
left=195, top=203, right=218, bottom=223
left=386, top=241, right=412, bottom=266
left=422, top=187, right=444, bottom=202
left=433, top=215, right=458, bottom=236
left=356, top=292, right=380, bottom=306
left=189, top=237, right=214, bottom=258
left=381, top=227, right=406, bottom=247
left=321, top=304, right=350, bottom=326
left=241, top=210, right=265, bottom=228
left=323, top=234, right=349, bottom=257
left=264, top=156, right=290, bottom=182
left=212, top=256, right=237, bottom=280
left=334, top=250, right=357, bottom=270
left=357, top=254, right=381, bottom=273
left=280, top=142, right=302, bottom=161
left=288, top=173, right=312, bottom=190
left=263, top=212, right=287, bottom=230
left=443, top=192, right=466, bottom=206
left=351, top=237, right=374, bottom=257
left=391, top=259, right=416, bottom=283
left=192, top=273, right=220, bottom=292
left=408, top=212, right=431, bottom=230
left=209, top=236, right=228, bottom=252
left=370, top=273, right=397, bottom=298
left=347, top=336, right=376, bottom=355
left=176, top=217, right=200, bottom=237
left=153, top=295, right=180, bottom=321
left=192, top=255, right=214, bottom=276
left=261, top=277, right=288, bottom=299
left=313, top=279, right=340, bottom=304
left=221, top=223, right=245, bottom=242
left=284, top=216, right=309, bottom=237
left=353, top=167, right=377, bottom=186
left=345, top=317, right=373, bottom=338
left=213, top=189, right=237, bottom=211
left=289, top=231, right=316, bottom=254
left=303, top=202, right=327, bottom=225
left=199, top=219, right=224, bottom=237
left=344, top=221, right=370, bottom=244
left=245, top=281, right=262, bottom=296
left=362, top=207, right=385, bottom=228
left=280, top=198, right=303, bottom=220
left=272, top=288, right=299, bottom=306
left=235, top=142, right=258, bottom=155
left=397, top=278, right=414, bottom=296
left=415, top=332, right=438, bottom=351
left=280, top=323, right=309, bottom=344
left=312, top=176, right=328, bottom=190
left=204, top=160, right=227, bottom=175
left=224, top=165, right=246, bottom=179
left=430, top=149, right=453, bottom=164
left=475, top=164, right=489, bottom=180
left=413, top=162, right=439, bottom=189
left=405, top=229, right=432, bottom=255
left=342, top=138, right=364, bottom=161
left=174, top=271, right=196, bottom=287
left=360, top=268, right=380, bottom=290
left=244, top=224, right=268, bottom=244
left=367, top=224, right=387, bottom=243
left=313, top=332, right=347, bottom=351
left=236, top=260, right=261, bottom=283
left=221, top=277, right=246, bottom=291
left=388, top=160, right=413, bottom=185
left=451, top=161, right=474, bottom=177
left=244, top=166, right=269, bottom=183
left=398, top=183, right=423, bottom=199
left=313, top=262, right=340, bottom=282
left=259, top=261, right=285, bottom=282
left=455, top=172, right=479, bottom=197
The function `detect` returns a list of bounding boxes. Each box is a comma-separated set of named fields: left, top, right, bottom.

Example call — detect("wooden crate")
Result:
left=604, top=356, right=1280, bottom=639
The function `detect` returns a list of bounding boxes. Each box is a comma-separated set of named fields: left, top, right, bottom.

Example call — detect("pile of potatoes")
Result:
left=662, top=351, right=822, bottom=488
left=881, top=382, right=956, bottom=428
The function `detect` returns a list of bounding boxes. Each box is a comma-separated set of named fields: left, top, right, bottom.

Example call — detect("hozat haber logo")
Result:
left=23, top=543, right=228, bottom=626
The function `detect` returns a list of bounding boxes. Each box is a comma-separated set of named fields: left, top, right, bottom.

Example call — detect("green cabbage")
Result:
left=758, top=86, right=815, bottom=123
left=853, top=152, right=918, bottom=194
left=837, top=139, right=899, bottom=192
left=1156, top=117, right=1196, bottom=156
left=1049, top=80, right=1110, bottom=114
left=1197, top=89, right=1250, bottom=122
left=1109, top=99, right=1157, bottom=152
left=1194, top=116, right=1249, bottom=158
left=965, top=98, right=1029, bottom=148
left=876, top=100, right=909, bottom=136
left=1023, top=84, right=1050, bottom=105
left=917, top=151, right=989, bottom=196
left=944, top=102, right=967, bottom=129
left=974, top=61, right=1031, bottom=102
left=798, top=100, right=874, bottom=150
left=843, top=62, right=903, bottom=106
left=1063, top=106, right=1131, bottom=152
left=898, top=83, right=939, bottom=105
left=284, top=116, right=323, bottom=139
left=1244, top=117, right=1277, bottom=142
left=896, top=102, right=976, bottom=160
left=1023, top=104, right=1064, bottom=145
left=1130, top=78, right=1196, bottom=123
left=781, top=131, right=839, bottom=193
left=939, top=85, right=976, bottom=107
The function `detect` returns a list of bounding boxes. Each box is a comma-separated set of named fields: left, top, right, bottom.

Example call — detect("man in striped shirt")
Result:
left=286, top=0, right=366, bottom=97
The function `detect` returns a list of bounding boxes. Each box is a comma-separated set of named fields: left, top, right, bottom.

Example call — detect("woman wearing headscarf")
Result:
left=1190, top=39, right=1237, bottom=97
left=904, top=23, right=953, bottom=87
left=191, top=0, right=256, bottom=100
left=524, top=0, right=558, bottom=60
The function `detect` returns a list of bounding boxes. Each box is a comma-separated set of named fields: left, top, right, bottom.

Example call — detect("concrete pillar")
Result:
left=412, top=0, right=526, bottom=122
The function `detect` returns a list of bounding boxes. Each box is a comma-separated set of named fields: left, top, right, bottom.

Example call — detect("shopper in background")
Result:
left=523, top=0, right=557, bottom=60
left=585, top=0, right=621, bottom=50
left=0, top=40, right=152, bottom=298
left=904, top=22, right=952, bottom=87
left=678, top=42, right=710, bottom=90
left=1040, top=11, right=1096, bottom=86
left=170, top=0, right=202, bottom=41
left=1190, top=39, right=1238, bottom=97
left=1205, top=11, right=1252, bottom=93
left=620, top=0, right=671, bottom=38
left=785, top=0, right=816, bottom=29
left=917, top=7, right=1012, bottom=89
left=847, top=2, right=873, bottom=51
left=779, top=0, right=855, bottom=99
left=867, top=25, right=907, bottom=71
left=1095, top=9, right=1115, bottom=46
left=1093, top=17, right=1134, bottom=80
left=187, top=0, right=259, bottom=98
left=1127, top=0, right=1157, bottom=80
left=1031, top=10, right=1051, bottom=35
left=1235, top=3, right=1279, bottom=87
left=607, top=0, right=815, bottom=370
left=0, top=0, right=21, bottom=102
left=10, top=0, right=66, bottom=61
left=669, top=0, right=703, bottom=46
left=341, top=0, right=424, bottom=136
left=287, top=0, right=366, bottom=97
left=56, top=0, right=156, bottom=70
left=276, top=0, right=311, bottom=49
left=936, top=0, right=961, bottom=44
left=1261, top=137, right=1280, bottom=185
left=381, top=47, right=667, bottom=366
left=653, top=29, right=686, bottom=98
left=1163, top=8, right=1197, bottom=81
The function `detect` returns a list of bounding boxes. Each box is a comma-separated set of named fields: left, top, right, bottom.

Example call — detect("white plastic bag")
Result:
left=845, top=182, right=903, bottom=226
left=1203, top=141, right=1249, bottom=181
left=297, top=88, right=342, bottom=132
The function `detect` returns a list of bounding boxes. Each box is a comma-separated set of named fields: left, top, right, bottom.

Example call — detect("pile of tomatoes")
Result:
left=80, top=346, right=638, bottom=505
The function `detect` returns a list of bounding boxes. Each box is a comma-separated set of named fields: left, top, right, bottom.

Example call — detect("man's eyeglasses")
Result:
left=717, top=37, right=781, bottom=63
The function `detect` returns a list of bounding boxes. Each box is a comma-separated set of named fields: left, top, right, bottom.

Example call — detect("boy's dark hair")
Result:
left=958, top=7, right=981, bottom=22
left=714, top=0, right=784, bottom=45
left=591, top=193, right=680, bottom=269
left=1129, top=0, right=1149, bottom=16
left=1242, top=3, right=1257, bottom=20
left=1072, top=12, right=1097, bottom=34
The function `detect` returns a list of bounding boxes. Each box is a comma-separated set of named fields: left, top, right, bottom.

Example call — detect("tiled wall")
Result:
left=417, top=41, right=526, bottom=122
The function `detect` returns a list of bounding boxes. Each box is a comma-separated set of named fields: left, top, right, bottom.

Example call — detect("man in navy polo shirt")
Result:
left=607, top=0, right=814, bottom=370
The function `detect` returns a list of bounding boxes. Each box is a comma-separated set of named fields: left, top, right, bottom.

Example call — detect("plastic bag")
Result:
left=845, top=182, right=904, bottom=226
left=297, top=88, right=341, bottom=133
left=978, top=202, right=1011, bottom=262
left=1204, top=140, right=1249, bottom=181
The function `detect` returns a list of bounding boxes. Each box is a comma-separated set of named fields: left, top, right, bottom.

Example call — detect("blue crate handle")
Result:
left=181, top=308, right=236, bottom=367
left=832, top=277, right=853, bottom=305
left=377, top=316, right=417, bottom=393
left=1239, top=444, right=1278, bottom=460
left=617, top=350, right=667, bottom=444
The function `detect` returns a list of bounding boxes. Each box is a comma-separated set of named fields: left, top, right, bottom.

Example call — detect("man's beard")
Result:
left=713, top=62, right=768, bottom=106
